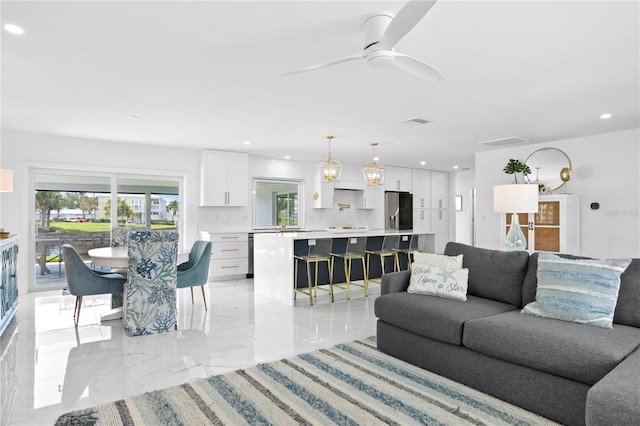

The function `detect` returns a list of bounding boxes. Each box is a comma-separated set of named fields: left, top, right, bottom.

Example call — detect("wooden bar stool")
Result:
left=294, top=238, right=334, bottom=305
left=366, top=235, right=401, bottom=282
left=331, top=236, right=368, bottom=299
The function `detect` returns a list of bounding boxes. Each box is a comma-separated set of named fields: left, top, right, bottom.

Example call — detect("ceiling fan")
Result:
left=282, top=0, right=443, bottom=81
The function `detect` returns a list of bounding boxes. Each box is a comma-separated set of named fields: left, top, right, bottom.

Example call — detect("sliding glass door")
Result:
left=32, top=170, right=181, bottom=290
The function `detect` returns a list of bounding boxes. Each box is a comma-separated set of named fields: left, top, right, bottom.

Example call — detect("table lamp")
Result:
left=0, top=169, right=13, bottom=193
left=493, top=184, right=539, bottom=251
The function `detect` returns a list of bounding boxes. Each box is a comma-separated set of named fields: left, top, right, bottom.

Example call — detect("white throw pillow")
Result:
left=412, top=252, right=463, bottom=270
left=408, top=264, right=469, bottom=301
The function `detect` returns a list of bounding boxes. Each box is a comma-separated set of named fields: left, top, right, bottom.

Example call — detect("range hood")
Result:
left=334, top=180, right=365, bottom=191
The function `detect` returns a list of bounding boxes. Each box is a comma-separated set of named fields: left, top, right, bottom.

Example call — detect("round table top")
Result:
left=88, top=247, right=128, bottom=268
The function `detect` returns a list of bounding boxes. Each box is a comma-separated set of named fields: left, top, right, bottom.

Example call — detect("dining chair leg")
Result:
left=200, top=285, right=208, bottom=311
left=190, top=287, right=195, bottom=304
left=74, top=296, right=82, bottom=327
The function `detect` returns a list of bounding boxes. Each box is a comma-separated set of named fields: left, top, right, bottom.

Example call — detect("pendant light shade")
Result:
left=362, top=143, right=385, bottom=186
left=316, top=135, right=343, bottom=183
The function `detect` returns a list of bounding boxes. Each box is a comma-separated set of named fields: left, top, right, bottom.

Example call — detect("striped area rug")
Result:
left=55, top=337, right=558, bottom=425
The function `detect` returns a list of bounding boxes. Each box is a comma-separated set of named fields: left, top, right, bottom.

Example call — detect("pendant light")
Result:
left=316, top=135, right=343, bottom=183
left=362, top=143, right=385, bottom=186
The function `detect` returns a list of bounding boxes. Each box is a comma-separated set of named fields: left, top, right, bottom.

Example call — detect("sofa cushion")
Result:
left=521, top=252, right=631, bottom=328
left=408, top=264, right=469, bottom=300
left=413, top=252, right=463, bottom=269
left=374, top=293, right=517, bottom=345
left=444, top=242, right=529, bottom=306
left=616, top=258, right=640, bottom=327
left=523, top=254, right=640, bottom=327
left=463, top=310, right=640, bottom=385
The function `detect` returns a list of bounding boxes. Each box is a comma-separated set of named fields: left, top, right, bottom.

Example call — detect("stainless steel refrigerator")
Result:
left=384, top=191, right=413, bottom=230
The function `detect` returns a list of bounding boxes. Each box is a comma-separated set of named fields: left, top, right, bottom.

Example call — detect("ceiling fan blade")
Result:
left=378, top=0, right=438, bottom=50
left=394, top=53, right=444, bottom=81
left=280, top=52, right=365, bottom=77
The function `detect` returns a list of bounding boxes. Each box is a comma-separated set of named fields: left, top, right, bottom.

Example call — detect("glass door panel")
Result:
left=116, top=176, right=179, bottom=231
left=35, top=173, right=111, bottom=287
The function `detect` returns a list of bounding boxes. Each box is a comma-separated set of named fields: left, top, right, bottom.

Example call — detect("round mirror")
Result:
left=524, top=147, right=572, bottom=193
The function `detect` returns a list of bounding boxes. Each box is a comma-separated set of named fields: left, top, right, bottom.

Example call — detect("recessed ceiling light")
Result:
left=420, top=161, right=426, bottom=166
left=600, top=113, right=612, bottom=119
left=284, top=155, right=290, bottom=160
left=243, top=140, right=251, bottom=145
left=3, top=24, right=24, bottom=35
left=453, top=165, right=459, bottom=169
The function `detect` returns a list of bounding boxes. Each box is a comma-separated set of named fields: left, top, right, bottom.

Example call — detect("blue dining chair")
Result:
left=177, top=240, right=212, bottom=310
left=62, top=244, right=126, bottom=326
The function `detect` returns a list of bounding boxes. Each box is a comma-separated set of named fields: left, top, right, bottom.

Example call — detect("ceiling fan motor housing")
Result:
left=363, top=12, right=394, bottom=50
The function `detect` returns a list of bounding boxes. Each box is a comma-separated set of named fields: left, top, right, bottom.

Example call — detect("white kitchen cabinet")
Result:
left=355, top=185, right=375, bottom=209
left=200, top=150, right=249, bottom=207
left=384, top=166, right=412, bottom=192
left=411, top=169, right=431, bottom=208
left=313, top=180, right=335, bottom=208
left=412, top=209, right=432, bottom=233
left=209, top=233, right=248, bottom=280
left=432, top=209, right=449, bottom=254
left=430, top=171, right=449, bottom=209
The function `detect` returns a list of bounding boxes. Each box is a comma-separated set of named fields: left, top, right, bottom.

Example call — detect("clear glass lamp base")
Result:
left=505, top=213, right=527, bottom=251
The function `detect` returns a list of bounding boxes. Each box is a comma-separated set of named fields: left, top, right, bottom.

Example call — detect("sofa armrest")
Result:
left=380, top=270, right=411, bottom=295
left=586, top=346, right=640, bottom=425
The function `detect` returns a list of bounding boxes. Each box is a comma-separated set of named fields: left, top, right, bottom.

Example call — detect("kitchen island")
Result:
left=254, top=230, right=435, bottom=306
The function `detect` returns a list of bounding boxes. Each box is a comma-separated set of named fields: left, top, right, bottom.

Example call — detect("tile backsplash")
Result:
left=198, top=189, right=379, bottom=232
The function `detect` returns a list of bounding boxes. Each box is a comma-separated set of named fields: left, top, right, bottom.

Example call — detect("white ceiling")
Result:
left=2, top=0, right=638, bottom=171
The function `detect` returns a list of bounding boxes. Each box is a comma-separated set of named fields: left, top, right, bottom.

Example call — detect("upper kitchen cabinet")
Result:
left=313, top=180, right=335, bottom=209
left=200, top=150, right=249, bottom=207
left=355, top=185, right=375, bottom=210
left=430, top=171, right=449, bottom=209
left=384, top=166, right=412, bottom=192
left=411, top=169, right=431, bottom=208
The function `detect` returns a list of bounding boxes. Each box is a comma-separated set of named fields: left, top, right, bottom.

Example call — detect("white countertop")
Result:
left=253, top=229, right=425, bottom=240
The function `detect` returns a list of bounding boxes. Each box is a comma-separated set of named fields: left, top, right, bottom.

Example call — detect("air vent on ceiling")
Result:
left=478, top=136, right=531, bottom=147
left=403, top=117, right=430, bottom=126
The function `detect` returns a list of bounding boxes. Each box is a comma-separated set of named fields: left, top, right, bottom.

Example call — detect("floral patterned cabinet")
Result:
left=0, top=235, right=19, bottom=336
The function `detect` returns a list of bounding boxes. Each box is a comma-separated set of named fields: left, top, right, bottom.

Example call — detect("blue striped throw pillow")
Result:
left=521, top=252, right=631, bottom=328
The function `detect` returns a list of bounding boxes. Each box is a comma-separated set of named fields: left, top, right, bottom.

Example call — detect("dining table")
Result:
left=88, top=247, right=128, bottom=269
left=87, top=247, right=189, bottom=322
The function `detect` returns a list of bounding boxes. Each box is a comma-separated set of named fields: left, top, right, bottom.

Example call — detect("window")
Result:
left=253, top=178, right=304, bottom=229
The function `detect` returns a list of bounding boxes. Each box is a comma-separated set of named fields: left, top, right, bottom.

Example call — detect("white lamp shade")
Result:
left=493, top=184, right=538, bottom=213
left=0, top=169, right=13, bottom=192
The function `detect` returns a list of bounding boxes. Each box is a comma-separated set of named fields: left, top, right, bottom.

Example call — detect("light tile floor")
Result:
left=0, top=279, right=379, bottom=425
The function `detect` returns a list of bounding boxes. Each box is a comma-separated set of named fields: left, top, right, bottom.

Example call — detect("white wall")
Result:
left=474, top=128, right=639, bottom=258
left=454, top=170, right=475, bottom=245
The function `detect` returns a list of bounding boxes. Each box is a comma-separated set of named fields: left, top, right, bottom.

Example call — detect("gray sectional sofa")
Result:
left=375, top=242, right=640, bottom=426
